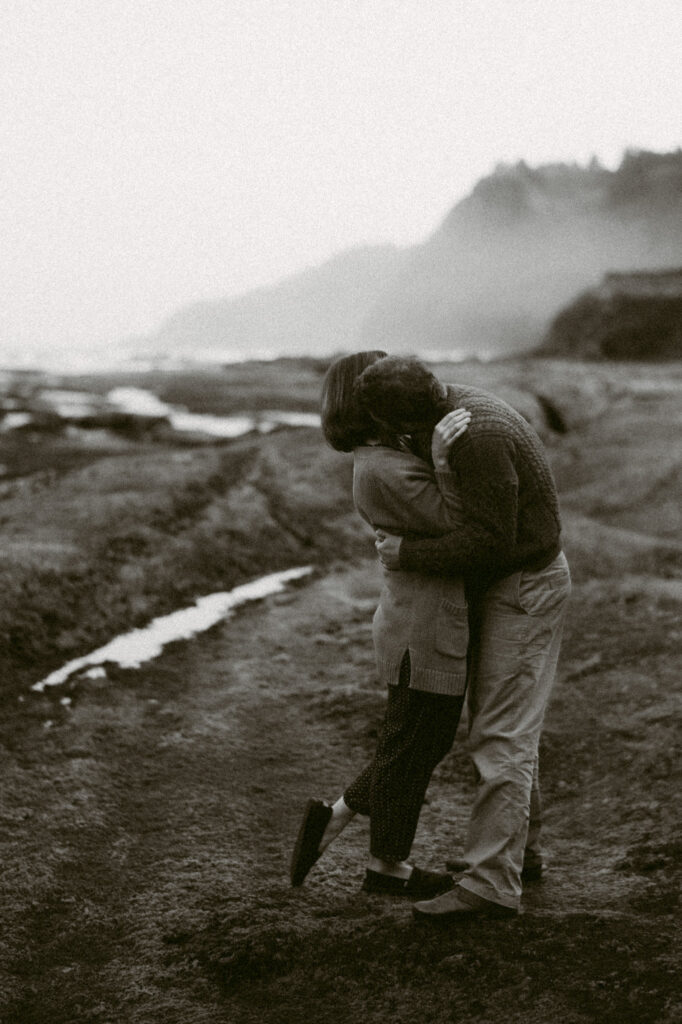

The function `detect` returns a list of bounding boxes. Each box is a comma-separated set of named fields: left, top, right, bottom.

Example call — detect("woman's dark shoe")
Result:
left=362, top=866, right=454, bottom=899
left=290, top=799, right=333, bottom=887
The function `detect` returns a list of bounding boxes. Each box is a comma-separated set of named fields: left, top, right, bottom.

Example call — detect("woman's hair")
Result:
left=355, top=356, right=448, bottom=434
left=320, top=351, right=388, bottom=451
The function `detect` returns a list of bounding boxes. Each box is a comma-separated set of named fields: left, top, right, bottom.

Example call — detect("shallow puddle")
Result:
left=32, top=566, right=313, bottom=692
left=106, top=386, right=320, bottom=437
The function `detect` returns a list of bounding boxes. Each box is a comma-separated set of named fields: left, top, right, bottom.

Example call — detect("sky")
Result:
left=1, top=0, right=680, bottom=362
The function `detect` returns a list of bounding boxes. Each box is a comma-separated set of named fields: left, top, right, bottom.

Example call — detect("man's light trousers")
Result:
left=459, top=552, right=571, bottom=909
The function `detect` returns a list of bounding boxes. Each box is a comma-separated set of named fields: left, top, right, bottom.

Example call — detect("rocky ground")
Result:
left=0, top=358, right=680, bottom=1023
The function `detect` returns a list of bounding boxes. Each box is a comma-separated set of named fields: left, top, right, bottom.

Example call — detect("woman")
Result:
left=290, top=351, right=472, bottom=898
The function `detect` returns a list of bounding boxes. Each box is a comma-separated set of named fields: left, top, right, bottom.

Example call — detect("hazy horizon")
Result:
left=2, top=0, right=681, bottom=365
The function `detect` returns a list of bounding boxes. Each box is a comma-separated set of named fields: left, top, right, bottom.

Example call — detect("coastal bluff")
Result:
left=541, top=268, right=682, bottom=360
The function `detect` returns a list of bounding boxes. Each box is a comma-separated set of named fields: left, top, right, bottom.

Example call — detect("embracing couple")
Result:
left=290, top=352, right=571, bottom=921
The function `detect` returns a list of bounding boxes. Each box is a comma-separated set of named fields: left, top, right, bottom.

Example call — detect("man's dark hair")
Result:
left=320, top=350, right=388, bottom=451
left=355, top=356, right=449, bottom=434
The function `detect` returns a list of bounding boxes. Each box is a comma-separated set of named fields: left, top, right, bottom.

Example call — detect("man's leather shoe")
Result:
left=520, top=859, right=544, bottom=882
left=413, top=885, right=518, bottom=921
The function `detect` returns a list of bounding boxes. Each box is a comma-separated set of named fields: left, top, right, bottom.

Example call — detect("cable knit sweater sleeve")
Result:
left=399, top=431, right=518, bottom=575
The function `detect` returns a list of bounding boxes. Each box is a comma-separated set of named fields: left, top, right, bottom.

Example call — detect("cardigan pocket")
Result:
left=434, top=599, right=469, bottom=659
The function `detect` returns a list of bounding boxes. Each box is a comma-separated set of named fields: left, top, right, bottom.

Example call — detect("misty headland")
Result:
left=139, top=149, right=682, bottom=366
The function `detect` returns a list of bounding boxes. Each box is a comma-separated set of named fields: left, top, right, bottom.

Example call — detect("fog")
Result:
left=2, top=0, right=681, bottom=365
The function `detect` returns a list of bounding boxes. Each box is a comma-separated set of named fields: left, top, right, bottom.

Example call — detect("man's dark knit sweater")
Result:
left=399, top=385, right=562, bottom=585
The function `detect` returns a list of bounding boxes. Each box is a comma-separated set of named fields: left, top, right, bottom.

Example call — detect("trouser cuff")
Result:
left=458, top=877, right=520, bottom=911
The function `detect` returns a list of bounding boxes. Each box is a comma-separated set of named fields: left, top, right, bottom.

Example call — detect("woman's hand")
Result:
left=375, top=530, right=402, bottom=570
left=431, top=408, right=471, bottom=470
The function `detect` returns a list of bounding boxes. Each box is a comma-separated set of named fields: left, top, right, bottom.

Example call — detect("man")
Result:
left=355, top=356, right=571, bottom=919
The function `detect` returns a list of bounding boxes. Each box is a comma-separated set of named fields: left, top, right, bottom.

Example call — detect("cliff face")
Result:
left=599, top=269, right=682, bottom=299
left=540, top=269, right=682, bottom=360
left=148, top=150, right=682, bottom=362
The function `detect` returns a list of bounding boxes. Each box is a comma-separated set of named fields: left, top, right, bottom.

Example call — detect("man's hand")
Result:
left=431, top=408, right=471, bottom=470
left=375, top=530, right=402, bottom=570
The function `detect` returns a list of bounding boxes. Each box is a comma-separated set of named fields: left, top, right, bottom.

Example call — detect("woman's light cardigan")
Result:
left=353, top=445, right=469, bottom=696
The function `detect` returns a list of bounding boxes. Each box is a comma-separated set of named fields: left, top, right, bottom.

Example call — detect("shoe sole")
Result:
left=413, top=904, right=518, bottom=922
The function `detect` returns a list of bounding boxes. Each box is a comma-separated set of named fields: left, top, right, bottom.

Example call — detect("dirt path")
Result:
left=1, top=557, right=680, bottom=1024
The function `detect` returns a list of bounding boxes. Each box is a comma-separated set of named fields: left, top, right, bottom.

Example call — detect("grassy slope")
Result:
left=1, top=566, right=678, bottom=1024
left=0, top=358, right=680, bottom=1023
left=0, top=431, right=366, bottom=694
